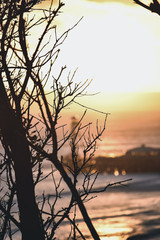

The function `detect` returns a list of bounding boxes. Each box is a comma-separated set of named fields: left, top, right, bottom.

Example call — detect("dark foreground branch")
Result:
left=134, top=0, right=160, bottom=15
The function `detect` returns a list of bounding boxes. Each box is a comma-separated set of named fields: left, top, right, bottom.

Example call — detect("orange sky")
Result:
left=48, top=0, right=160, bottom=94
left=30, top=1, right=160, bottom=156
left=37, top=0, right=160, bottom=116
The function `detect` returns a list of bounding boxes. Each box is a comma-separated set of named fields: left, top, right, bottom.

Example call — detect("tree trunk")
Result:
left=0, top=79, right=45, bottom=240
left=49, top=155, right=100, bottom=240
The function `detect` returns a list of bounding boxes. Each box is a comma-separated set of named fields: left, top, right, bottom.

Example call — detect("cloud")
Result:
left=86, top=0, right=134, bottom=5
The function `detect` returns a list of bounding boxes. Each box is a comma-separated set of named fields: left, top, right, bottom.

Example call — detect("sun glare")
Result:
left=52, top=0, right=160, bottom=94
left=34, top=0, right=160, bottom=113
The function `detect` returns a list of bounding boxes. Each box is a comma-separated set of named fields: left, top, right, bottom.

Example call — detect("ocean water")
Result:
left=58, top=110, right=160, bottom=160
left=96, top=118, right=160, bottom=157
left=2, top=113, right=160, bottom=240
left=35, top=119, right=160, bottom=239
left=37, top=172, right=160, bottom=240
left=6, top=172, right=160, bottom=240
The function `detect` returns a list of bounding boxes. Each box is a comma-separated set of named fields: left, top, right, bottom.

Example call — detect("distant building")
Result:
left=126, top=144, right=160, bottom=157
left=71, top=116, right=78, bottom=130
left=93, top=144, right=160, bottom=174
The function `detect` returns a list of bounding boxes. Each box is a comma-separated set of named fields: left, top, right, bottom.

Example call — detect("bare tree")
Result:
left=0, top=1, right=132, bottom=239
left=0, top=0, right=110, bottom=239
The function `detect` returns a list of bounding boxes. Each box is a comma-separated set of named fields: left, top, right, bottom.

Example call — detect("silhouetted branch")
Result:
left=0, top=0, right=131, bottom=239
left=134, top=0, right=160, bottom=15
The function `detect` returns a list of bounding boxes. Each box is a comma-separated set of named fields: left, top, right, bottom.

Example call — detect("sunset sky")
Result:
left=34, top=0, right=160, bottom=156
left=41, top=0, right=160, bottom=115
left=37, top=0, right=160, bottom=129
left=52, top=0, right=160, bottom=93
